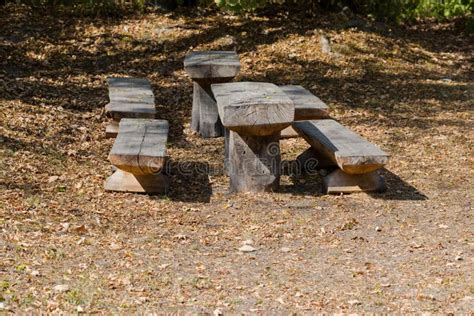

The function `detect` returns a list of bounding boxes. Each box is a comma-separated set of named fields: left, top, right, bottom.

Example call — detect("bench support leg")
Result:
left=296, top=147, right=337, bottom=175
left=105, top=169, right=169, bottom=194
left=191, top=78, right=231, bottom=138
left=323, top=169, right=386, bottom=194
left=106, top=119, right=120, bottom=138
left=227, top=131, right=281, bottom=193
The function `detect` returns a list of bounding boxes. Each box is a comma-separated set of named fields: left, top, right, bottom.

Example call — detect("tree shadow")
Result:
left=278, top=159, right=427, bottom=200
left=371, top=168, right=428, bottom=200
left=165, top=160, right=212, bottom=203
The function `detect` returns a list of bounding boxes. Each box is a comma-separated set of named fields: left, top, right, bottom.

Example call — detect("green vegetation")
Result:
left=2, top=0, right=472, bottom=22
left=215, top=0, right=473, bottom=21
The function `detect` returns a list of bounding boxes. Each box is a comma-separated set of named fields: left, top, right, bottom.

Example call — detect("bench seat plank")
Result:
left=105, top=78, right=156, bottom=120
left=108, top=119, right=168, bottom=175
left=184, top=51, right=240, bottom=79
left=280, top=85, right=330, bottom=120
left=293, top=119, right=389, bottom=174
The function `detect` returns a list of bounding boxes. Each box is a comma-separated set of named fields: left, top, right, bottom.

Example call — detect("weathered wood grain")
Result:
left=105, top=169, right=169, bottom=194
left=105, top=77, right=156, bottom=120
left=105, top=120, right=120, bottom=138
left=292, top=119, right=389, bottom=174
left=323, top=169, right=386, bottom=194
left=190, top=79, right=225, bottom=138
left=280, top=126, right=299, bottom=139
left=212, top=82, right=295, bottom=136
left=184, top=51, right=240, bottom=138
left=280, top=85, right=330, bottom=120
left=108, top=119, right=169, bottom=175
left=227, top=131, right=281, bottom=192
left=296, top=147, right=337, bottom=174
left=184, top=51, right=240, bottom=79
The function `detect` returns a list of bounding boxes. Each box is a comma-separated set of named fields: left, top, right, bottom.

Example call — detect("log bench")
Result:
left=184, top=51, right=240, bottom=138
left=105, top=119, right=169, bottom=194
left=212, top=82, right=294, bottom=192
left=105, top=77, right=156, bottom=138
left=280, top=85, right=330, bottom=138
left=292, top=119, right=390, bottom=194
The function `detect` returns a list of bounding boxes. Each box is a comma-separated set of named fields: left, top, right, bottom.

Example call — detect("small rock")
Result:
left=455, top=255, right=463, bottom=261
left=159, top=263, right=171, bottom=270
left=109, top=242, right=122, bottom=250
left=375, top=226, right=382, bottom=232
left=438, top=224, right=448, bottom=229
left=60, top=222, right=70, bottom=232
left=31, top=270, right=41, bottom=277
left=0, top=302, right=5, bottom=310
left=77, top=305, right=84, bottom=313
left=213, top=308, right=223, bottom=316
left=348, top=299, right=362, bottom=306
left=48, top=176, right=59, bottom=183
left=174, top=234, right=187, bottom=240
left=238, top=245, right=256, bottom=253
left=281, top=247, right=291, bottom=253
left=53, top=284, right=69, bottom=293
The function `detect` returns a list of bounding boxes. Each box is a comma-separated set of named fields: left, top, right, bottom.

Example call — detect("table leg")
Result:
left=227, top=130, right=281, bottom=192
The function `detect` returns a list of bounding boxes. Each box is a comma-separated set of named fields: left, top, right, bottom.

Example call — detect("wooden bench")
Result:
left=292, top=119, right=389, bottom=194
left=105, top=77, right=156, bottom=138
left=212, top=82, right=294, bottom=193
left=184, top=51, right=240, bottom=138
left=105, top=119, right=169, bottom=194
left=279, top=85, right=330, bottom=138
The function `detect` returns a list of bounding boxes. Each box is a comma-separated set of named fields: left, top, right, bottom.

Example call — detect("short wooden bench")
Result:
left=105, top=119, right=169, bottom=194
left=279, top=85, right=330, bottom=138
left=184, top=51, right=240, bottom=138
left=292, top=119, right=389, bottom=194
left=105, top=78, right=156, bottom=138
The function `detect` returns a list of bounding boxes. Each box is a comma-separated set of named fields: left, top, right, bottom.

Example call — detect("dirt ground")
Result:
left=1, top=4, right=473, bottom=313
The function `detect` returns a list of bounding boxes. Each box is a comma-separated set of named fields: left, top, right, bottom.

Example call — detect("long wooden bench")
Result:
left=105, top=119, right=169, bottom=194
left=105, top=77, right=156, bottom=138
left=292, top=119, right=389, bottom=194
left=279, top=85, right=330, bottom=138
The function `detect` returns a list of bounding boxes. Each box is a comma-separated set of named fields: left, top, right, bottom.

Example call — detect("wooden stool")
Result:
left=105, top=119, right=169, bottom=194
left=212, top=82, right=295, bottom=192
left=105, top=78, right=156, bottom=138
left=184, top=51, right=240, bottom=138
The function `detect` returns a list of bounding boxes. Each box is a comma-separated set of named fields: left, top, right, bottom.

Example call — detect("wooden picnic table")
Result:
left=212, top=82, right=295, bottom=192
